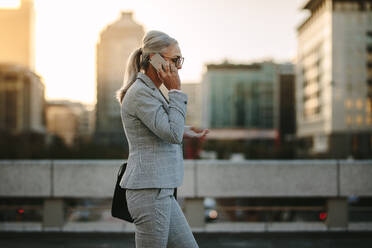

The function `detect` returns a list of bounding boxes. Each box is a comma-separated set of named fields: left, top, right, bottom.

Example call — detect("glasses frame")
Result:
left=160, top=54, right=185, bottom=67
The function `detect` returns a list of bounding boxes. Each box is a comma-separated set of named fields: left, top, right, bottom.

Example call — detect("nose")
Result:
left=177, top=64, right=182, bottom=70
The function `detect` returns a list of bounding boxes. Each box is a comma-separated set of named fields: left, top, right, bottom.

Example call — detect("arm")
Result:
left=135, top=88, right=187, bottom=144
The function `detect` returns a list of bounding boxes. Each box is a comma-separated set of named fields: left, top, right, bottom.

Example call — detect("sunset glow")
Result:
left=31, top=0, right=307, bottom=104
left=0, top=0, right=20, bottom=9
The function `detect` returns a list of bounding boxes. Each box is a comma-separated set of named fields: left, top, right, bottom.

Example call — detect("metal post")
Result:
left=184, top=198, right=205, bottom=228
left=43, top=198, right=65, bottom=230
left=326, top=198, right=348, bottom=229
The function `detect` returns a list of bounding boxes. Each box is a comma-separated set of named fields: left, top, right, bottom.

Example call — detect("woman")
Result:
left=116, top=30, right=208, bottom=248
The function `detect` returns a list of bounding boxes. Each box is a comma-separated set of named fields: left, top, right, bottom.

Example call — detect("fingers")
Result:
left=170, top=63, right=177, bottom=73
left=156, top=69, right=164, bottom=83
left=163, top=61, right=177, bottom=73
left=191, top=127, right=209, bottom=134
left=157, top=60, right=181, bottom=90
left=190, top=126, right=198, bottom=132
left=200, top=129, right=209, bottom=139
left=158, top=62, right=178, bottom=79
left=157, top=61, right=168, bottom=79
left=162, top=61, right=169, bottom=73
left=159, top=61, right=175, bottom=76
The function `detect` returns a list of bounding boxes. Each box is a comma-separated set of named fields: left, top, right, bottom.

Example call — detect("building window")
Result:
left=5, top=91, right=17, bottom=130
left=345, top=99, right=353, bottom=109
left=356, top=99, right=363, bottom=109
left=4, top=73, right=18, bottom=82
left=368, top=81, right=372, bottom=99
left=356, top=115, right=363, bottom=125
left=334, top=2, right=343, bottom=11
left=367, top=99, right=372, bottom=113
left=367, top=116, right=372, bottom=125
left=368, top=68, right=372, bottom=79
left=346, top=115, right=353, bottom=125
left=347, top=83, right=352, bottom=93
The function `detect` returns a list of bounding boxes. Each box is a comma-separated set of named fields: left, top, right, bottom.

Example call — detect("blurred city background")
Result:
left=0, top=0, right=372, bottom=247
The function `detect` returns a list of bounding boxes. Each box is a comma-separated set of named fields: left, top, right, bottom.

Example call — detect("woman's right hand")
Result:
left=157, top=62, right=181, bottom=90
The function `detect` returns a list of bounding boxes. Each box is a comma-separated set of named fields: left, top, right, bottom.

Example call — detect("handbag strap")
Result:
left=118, top=163, right=127, bottom=178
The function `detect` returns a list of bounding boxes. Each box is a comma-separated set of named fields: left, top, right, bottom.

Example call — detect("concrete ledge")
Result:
left=0, top=160, right=371, bottom=198
left=178, top=160, right=196, bottom=197
left=195, top=160, right=338, bottom=197
left=0, top=160, right=52, bottom=197
left=340, top=160, right=372, bottom=197
left=53, top=160, right=120, bottom=197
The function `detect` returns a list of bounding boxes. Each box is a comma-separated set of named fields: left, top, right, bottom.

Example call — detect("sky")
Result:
left=7, top=0, right=310, bottom=104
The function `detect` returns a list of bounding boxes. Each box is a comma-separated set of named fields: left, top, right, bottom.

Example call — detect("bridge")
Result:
left=0, top=160, right=371, bottom=232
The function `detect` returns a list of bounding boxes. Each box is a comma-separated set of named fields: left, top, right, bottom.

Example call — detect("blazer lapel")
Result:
left=137, top=72, right=169, bottom=112
left=154, top=89, right=169, bottom=113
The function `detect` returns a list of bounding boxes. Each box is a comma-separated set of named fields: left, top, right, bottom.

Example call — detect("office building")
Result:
left=201, top=61, right=279, bottom=133
left=296, top=0, right=372, bottom=157
left=0, top=0, right=35, bottom=70
left=95, top=12, right=144, bottom=145
left=0, top=63, right=45, bottom=134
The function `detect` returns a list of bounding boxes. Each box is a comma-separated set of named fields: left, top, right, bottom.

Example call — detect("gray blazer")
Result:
left=119, top=72, right=188, bottom=189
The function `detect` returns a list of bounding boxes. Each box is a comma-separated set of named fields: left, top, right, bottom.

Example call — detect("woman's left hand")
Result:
left=183, top=126, right=209, bottom=139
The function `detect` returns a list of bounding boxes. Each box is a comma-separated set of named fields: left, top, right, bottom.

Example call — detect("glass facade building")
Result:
left=202, top=61, right=279, bottom=130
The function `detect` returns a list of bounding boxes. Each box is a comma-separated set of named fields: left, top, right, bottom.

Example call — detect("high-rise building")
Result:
left=95, top=12, right=144, bottom=145
left=296, top=0, right=372, bottom=158
left=0, top=63, right=45, bottom=134
left=0, top=0, right=35, bottom=70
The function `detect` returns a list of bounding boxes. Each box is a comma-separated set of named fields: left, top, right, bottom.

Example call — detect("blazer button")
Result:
left=184, top=101, right=187, bottom=104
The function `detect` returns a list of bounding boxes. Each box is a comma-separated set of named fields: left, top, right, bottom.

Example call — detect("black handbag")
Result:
left=111, top=162, right=134, bottom=222
left=111, top=162, right=178, bottom=222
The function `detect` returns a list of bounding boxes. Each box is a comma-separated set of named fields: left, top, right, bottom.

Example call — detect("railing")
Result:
left=0, top=160, right=371, bottom=230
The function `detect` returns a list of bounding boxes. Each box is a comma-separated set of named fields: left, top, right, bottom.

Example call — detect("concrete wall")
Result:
left=0, top=160, right=371, bottom=198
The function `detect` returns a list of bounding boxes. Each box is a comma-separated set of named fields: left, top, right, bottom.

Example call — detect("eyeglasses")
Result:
left=161, top=55, right=185, bottom=67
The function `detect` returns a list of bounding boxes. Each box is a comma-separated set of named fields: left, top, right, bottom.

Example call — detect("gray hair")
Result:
left=116, top=30, right=178, bottom=104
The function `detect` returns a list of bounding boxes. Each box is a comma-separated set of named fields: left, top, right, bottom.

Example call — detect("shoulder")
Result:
left=123, top=79, right=157, bottom=110
left=124, top=80, right=149, bottom=101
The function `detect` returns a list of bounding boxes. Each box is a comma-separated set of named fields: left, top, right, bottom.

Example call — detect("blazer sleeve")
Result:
left=134, top=88, right=188, bottom=144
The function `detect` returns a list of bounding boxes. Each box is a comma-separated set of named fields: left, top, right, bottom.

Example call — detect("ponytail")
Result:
left=116, top=48, right=142, bottom=104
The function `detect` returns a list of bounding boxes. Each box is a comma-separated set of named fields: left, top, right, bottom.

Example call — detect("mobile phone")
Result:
left=150, top=53, right=167, bottom=72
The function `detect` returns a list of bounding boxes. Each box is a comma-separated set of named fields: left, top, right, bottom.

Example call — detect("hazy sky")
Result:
left=31, top=0, right=309, bottom=104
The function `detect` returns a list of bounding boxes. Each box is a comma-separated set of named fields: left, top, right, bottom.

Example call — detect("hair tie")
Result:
left=139, top=48, right=143, bottom=54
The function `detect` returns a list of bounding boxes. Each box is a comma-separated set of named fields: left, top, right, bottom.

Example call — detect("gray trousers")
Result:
left=126, top=188, right=199, bottom=248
